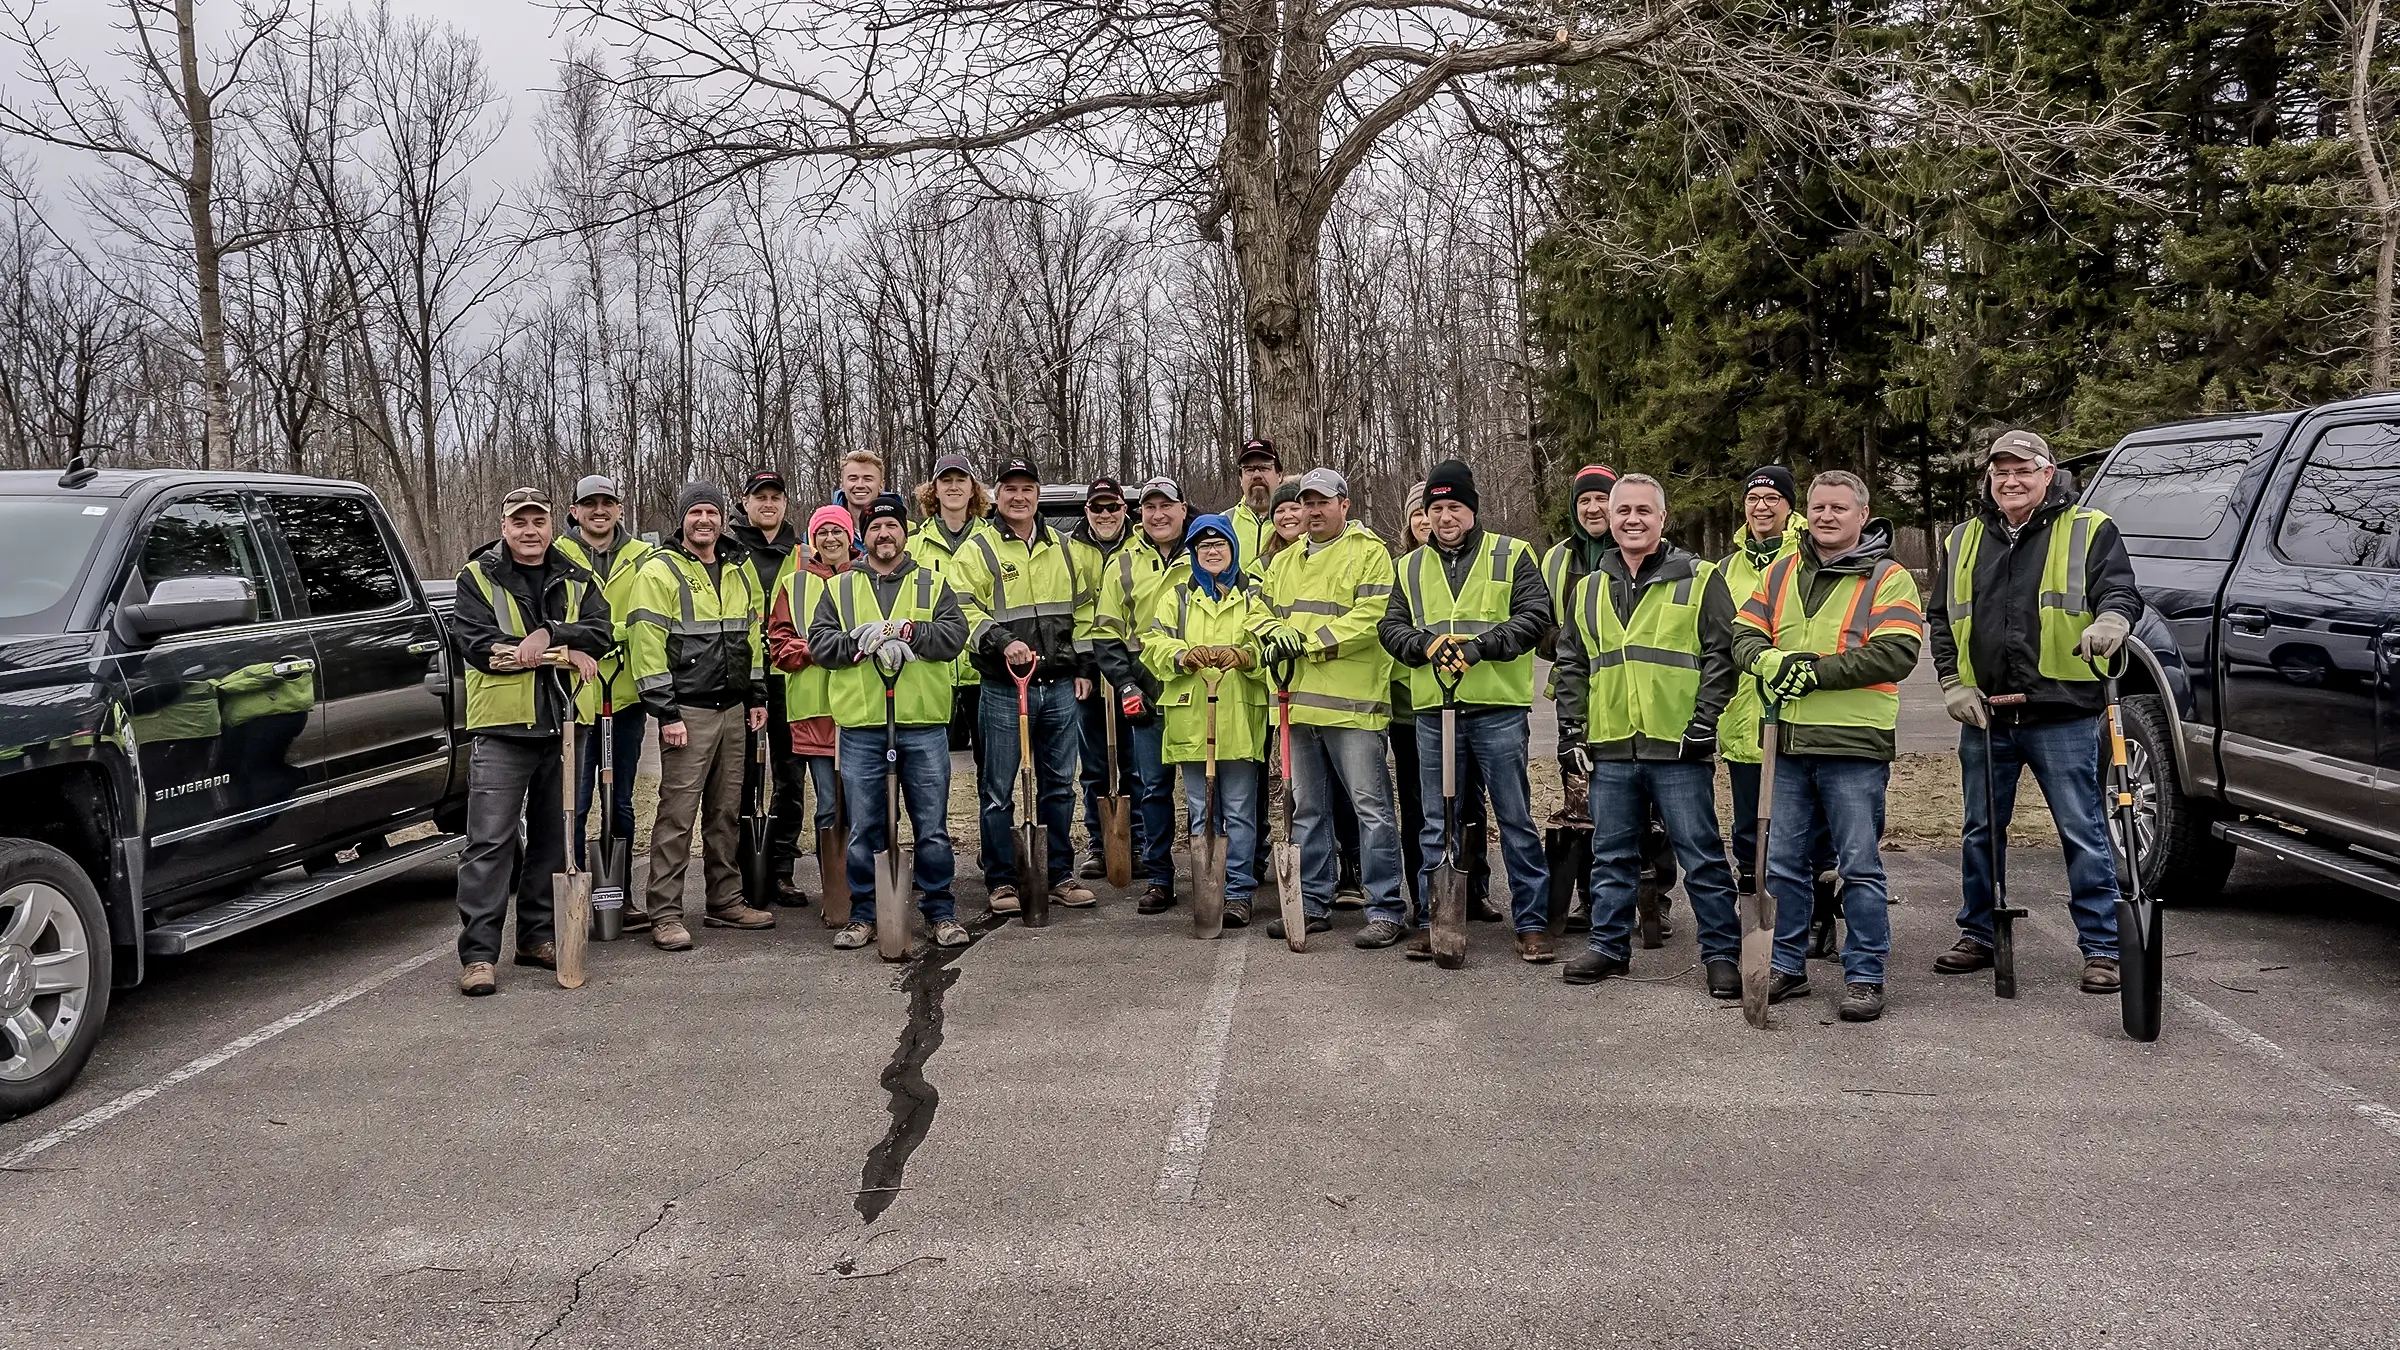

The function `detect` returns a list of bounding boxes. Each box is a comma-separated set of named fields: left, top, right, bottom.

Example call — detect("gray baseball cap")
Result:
left=572, top=474, right=621, bottom=503
left=1137, top=476, right=1182, bottom=504
left=1295, top=467, right=1349, bottom=499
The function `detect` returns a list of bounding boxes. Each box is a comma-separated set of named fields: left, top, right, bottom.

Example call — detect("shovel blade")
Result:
left=875, top=850, right=910, bottom=961
left=739, top=815, right=772, bottom=912
left=593, top=840, right=632, bottom=942
left=2118, top=897, right=2162, bottom=1042
left=816, top=829, right=846, bottom=928
left=1101, top=798, right=1133, bottom=889
left=1019, top=822, right=1049, bottom=927
left=1274, top=840, right=1305, bottom=952
left=1429, top=862, right=1467, bottom=969
left=553, top=871, right=591, bottom=990
left=1994, top=908, right=2023, bottom=999
left=1737, top=885, right=1774, bottom=1029
left=1192, top=824, right=1226, bottom=939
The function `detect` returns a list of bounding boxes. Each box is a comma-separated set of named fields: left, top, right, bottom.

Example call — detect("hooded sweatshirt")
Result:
left=1729, top=518, right=1925, bottom=760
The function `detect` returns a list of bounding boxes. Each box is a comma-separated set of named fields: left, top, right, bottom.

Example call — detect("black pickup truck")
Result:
left=2080, top=394, right=2400, bottom=904
left=0, top=467, right=467, bottom=1119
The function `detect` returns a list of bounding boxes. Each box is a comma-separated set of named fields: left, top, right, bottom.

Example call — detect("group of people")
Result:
left=447, top=430, right=2144, bottom=1028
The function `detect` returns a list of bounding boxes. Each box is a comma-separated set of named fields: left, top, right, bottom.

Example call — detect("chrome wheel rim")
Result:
left=0, top=881, right=91, bottom=1082
left=2105, top=738, right=2162, bottom=884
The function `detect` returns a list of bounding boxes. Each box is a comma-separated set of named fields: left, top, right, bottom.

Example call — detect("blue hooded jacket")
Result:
left=1185, top=513, right=1241, bottom=599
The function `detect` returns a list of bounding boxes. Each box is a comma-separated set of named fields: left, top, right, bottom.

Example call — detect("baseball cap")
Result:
left=1086, top=476, right=1126, bottom=505
left=931, top=453, right=975, bottom=479
left=1986, top=429, right=2052, bottom=467
left=1238, top=438, right=1278, bottom=466
left=743, top=468, right=788, bottom=495
left=996, top=456, right=1040, bottom=483
left=572, top=474, right=621, bottom=504
left=500, top=487, right=550, bottom=519
left=1138, top=476, right=1182, bottom=504
left=1295, top=467, right=1349, bottom=499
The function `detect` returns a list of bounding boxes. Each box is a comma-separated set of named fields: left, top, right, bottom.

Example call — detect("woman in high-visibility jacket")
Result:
left=765, top=506, right=859, bottom=902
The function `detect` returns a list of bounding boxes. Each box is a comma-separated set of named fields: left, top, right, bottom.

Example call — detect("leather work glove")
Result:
left=1942, top=678, right=1989, bottom=730
left=1178, top=647, right=1209, bottom=673
left=2073, top=611, right=2131, bottom=662
left=1425, top=633, right=1475, bottom=675
left=1767, top=654, right=1819, bottom=700
left=1218, top=645, right=1255, bottom=672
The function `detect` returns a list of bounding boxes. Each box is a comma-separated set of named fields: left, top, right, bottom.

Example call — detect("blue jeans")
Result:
left=1288, top=723, right=1404, bottom=923
left=1769, top=755, right=1893, bottom=983
left=1414, top=708, right=1548, bottom=932
left=573, top=705, right=645, bottom=868
left=977, top=678, right=1079, bottom=894
left=1082, top=697, right=1172, bottom=882
left=839, top=723, right=957, bottom=923
left=1181, top=759, right=1263, bottom=903
left=1725, top=758, right=1834, bottom=885
left=1586, top=759, right=1742, bottom=963
left=800, top=753, right=840, bottom=830
left=1959, top=715, right=2120, bottom=958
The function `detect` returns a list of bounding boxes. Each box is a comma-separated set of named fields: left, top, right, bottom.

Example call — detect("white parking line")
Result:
left=1154, top=938, right=1249, bottom=1204
left=0, top=943, right=450, bottom=1172
left=2167, top=987, right=2400, bottom=1143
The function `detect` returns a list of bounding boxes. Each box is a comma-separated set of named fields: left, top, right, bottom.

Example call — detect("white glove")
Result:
left=2073, top=611, right=2131, bottom=661
left=849, top=620, right=899, bottom=648
left=874, top=637, right=915, bottom=668
left=1942, top=679, right=1988, bottom=730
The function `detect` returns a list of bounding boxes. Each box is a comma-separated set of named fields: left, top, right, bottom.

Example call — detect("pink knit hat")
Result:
left=807, top=504, right=853, bottom=539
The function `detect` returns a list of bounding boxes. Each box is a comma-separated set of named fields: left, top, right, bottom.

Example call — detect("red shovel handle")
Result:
left=1006, top=651, right=1039, bottom=712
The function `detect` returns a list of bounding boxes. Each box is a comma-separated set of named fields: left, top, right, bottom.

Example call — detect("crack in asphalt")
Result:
left=855, top=909, right=1011, bottom=1225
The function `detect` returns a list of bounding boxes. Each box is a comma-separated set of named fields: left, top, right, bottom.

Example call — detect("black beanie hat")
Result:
left=676, top=480, right=730, bottom=522
left=1269, top=480, right=1303, bottom=511
left=1425, top=459, right=1478, bottom=514
left=1572, top=464, right=1618, bottom=500
left=864, top=493, right=909, bottom=530
left=1742, top=465, right=1798, bottom=506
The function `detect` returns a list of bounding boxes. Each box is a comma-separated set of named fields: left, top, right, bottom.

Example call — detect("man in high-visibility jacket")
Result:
left=1225, top=437, right=1283, bottom=563
left=807, top=494, right=973, bottom=952
left=1730, top=470, right=1925, bottom=1023
left=627, top=481, right=773, bottom=951
left=1261, top=467, right=1405, bottom=946
left=1087, top=476, right=1188, bottom=911
left=555, top=474, right=655, bottom=906
left=1378, top=459, right=1554, bottom=960
left=1927, top=429, right=2142, bottom=994
left=909, top=453, right=991, bottom=752
left=1553, top=474, right=1741, bottom=994
left=948, top=456, right=1094, bottom=913
left=1066, top=476, right=1138, bottom=884
left=449, top=487, right=610, bottom=996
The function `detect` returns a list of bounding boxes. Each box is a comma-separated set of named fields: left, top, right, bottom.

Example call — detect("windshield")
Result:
left=0, top=497, right=115, bottom=633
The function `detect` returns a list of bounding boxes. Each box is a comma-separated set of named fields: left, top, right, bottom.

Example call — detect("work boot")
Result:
left=1353, top=918, right=1408, bottom=949
left=1471, top=897, right=1506, bottom=924
left=1266, top=913, right=1332, bottom=940
left=2081, top=956, right=2122, bottom=994
left=1839, top=983, right=1886, bottom=1022
left=705, top=905, right=776, bottom=929
left=1705, top=960, right=1741, bottom=1000
left=1333, top=868, right=1366, bottom=909
left=621, top=908, right=653, bottom=933
left=1766, top=969, right=1810, bottom=1003
left=775, top=876, right=809, bottom=908
left=989, top=885, right=1021, bottom=915
left=652, top=921, right=693, bottom=952
left=1137, top=884, right=1174, bottom=915
left=1054, top=881, right=1097, bottom=908
left=1561, top=950, right=1629, bottom=985
left=932, top=919, right=971, bottom=949
left=1406, top=928, right=1434, bottom=961
left=1222, top=899, right=1251, bottom=928
left=459, top=961, right=496, bottom=996
left=513, top=942, right=557, bottom=971
left=1079, top=850, right=1106, bottom=880
left=833, top=922, right=873, bottom=950
left=1933, top=937, right=1995, bottom=974
left=1517, top=931, right=1556, bottom=964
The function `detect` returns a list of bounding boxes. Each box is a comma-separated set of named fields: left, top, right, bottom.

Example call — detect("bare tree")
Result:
left=2346, top=0, right=2399, bottom=389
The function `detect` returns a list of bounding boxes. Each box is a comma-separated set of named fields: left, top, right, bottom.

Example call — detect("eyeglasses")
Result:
left=1989, top=467, right=2048, bottom=482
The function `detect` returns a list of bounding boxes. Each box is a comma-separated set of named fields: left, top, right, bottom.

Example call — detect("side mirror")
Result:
left=118, top=575, right=258, bottom=643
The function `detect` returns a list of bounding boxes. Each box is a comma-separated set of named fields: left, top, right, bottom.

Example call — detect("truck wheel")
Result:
left=0, top=839, right=113, bottom=1122
left=2116, top=694, right=2234, bottom=903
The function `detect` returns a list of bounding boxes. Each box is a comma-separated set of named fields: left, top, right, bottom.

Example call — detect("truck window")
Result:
left=138, top=493, right=278, bottom=620
left=2276, top=421, right=2400, bottom=571
left=0, top=498, right=113, bottom=632
left=265, top=494, right=404, bottom=615
left=2083, top=435, right=2261, bottom=541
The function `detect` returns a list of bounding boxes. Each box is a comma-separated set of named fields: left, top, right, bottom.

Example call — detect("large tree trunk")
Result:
left=2353, top=0, right=2396, bottom=390
left=175, top=0, right=232, bottom=470
left=1217, top=0, right=1325, bottom=464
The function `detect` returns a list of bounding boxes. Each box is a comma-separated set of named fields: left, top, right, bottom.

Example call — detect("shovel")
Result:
left=590, top=699, right=630, bottom=941
left=2100, top=660, right=2161, bottom=1040
left=1985, top=692, right=2030, bottom=999
left=874, top=650, right=910, bottom=962
left=553, top=671, right=590, bottom=990
left=1737, top=687, right=1778, bottom=1028
left=1010, top=654, right=1049, bottom=927
left=1099, top=677, right=1133, bottom=888
left=740, top=724, right=773, bottom=912
left=1427, top=663, right=1468, bottom=970
left=1270, top=658, right=1305, bottom=952
left=1192, top=659, right=1228, bottom=940
left=818, top=731, right=846, bottom=928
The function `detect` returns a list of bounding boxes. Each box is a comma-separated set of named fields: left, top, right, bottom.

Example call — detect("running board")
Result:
left=2214, top=822, right=2400, bottom=903
left=146, top=833, right=465, bottom=955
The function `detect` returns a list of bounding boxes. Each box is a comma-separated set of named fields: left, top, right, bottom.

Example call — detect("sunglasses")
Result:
left=1088, top=501, right=1125, bottom=513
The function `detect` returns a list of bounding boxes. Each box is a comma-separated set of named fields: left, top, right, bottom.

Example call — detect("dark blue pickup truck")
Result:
left=0, top=467, right=467, bottom=1119
left=2081, top=395, right=2400, bottom=902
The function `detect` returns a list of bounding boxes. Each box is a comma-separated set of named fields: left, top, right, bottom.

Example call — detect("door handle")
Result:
left=272, top=658, right=316, bottom=676
left=2224, top=606, right=2268, bottom=635
left=407, top=641, right=440, bottom=655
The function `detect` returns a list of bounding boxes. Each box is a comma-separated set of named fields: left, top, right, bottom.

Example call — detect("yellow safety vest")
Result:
left=1575, top=559, right=1715, bottom=750
left=462, top=559, right=588, bottom=730
left=1396, top=532, right=1537, bottom=711
left=1945, top=507, right=2109, bottom=688
left=1749, top=553, right=1916, bottom=733
left=825, top=563, right=956, bottom=729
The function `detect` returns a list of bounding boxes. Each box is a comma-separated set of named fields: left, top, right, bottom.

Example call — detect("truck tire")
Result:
left=0, top=839, right=113, bottom=1122
left=2118, top=693, right=2235, bottom=904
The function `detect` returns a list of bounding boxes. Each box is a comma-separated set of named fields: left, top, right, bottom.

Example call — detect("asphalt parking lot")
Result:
left=5, top=671, right=2398, bottom=1348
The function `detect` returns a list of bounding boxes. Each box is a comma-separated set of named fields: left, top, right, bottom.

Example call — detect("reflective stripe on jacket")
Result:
left=1395, top=532, right=1538, bottom=711
left=625, top=541, right=765, bottom=724
left=1261, top=521, right=1395, bottom=729
left=1140, top=574, right=1280, bottom=763
left=555, top=530, right=657, bottom=720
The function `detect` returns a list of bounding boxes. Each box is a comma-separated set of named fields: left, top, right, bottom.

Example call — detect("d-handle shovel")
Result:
left=591, top=699, right=629, bottom=942
left=1985, top=692, right=2030, bottom=999
left=553, top=674, right=591, bottom=990
left=1736, top=685, right=1777, bottom=1028
left=1192, top=661, right=1228, bottom=940
left=1009, top=654, right=1049, bottom=928
left=1270, top=659, right=1306, bottom=952
left=1099, top=677, right=1133, bottom=889
left=874, top=652, right=910, bottom=962
left=740, top=722, right=774, bottom=913
left=1427, top=663, right=1468, bottom=970
left=2099, top=659, right=2161, bottom=1041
